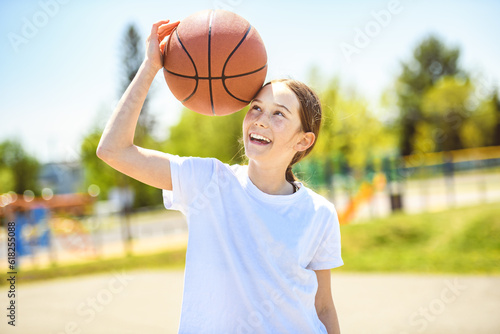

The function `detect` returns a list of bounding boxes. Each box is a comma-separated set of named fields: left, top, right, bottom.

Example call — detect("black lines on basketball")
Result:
left=221, top=25, right=267, bottom=104
left=222, top=25, right=252, bottom=104
left=165, top=66, right=267, bottom=81
left=208, top=10, right=215, bottom=115
left=174, top=28, right=199, bottom=103
left=222, top=65, right=268, bottom=103
left=221, top=25, right=251, bottom=78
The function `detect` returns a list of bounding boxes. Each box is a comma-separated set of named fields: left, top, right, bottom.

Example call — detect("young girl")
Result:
left=98, top=20, right=343, bottom=334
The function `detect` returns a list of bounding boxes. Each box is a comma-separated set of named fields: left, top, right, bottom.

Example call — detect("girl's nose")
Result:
left=254, top=112, right=269, bottom=128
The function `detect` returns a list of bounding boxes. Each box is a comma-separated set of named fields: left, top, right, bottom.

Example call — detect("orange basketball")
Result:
left=163, top=9, right=268, bottom=116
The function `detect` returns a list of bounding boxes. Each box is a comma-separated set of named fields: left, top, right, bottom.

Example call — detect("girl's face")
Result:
left=243, top=82, right=313, bottom=166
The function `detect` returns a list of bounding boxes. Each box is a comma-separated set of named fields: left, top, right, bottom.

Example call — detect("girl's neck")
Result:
left=247, top=159, right=295, bottom=195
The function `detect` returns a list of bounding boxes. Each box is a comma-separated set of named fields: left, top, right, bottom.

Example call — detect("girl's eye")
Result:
left=250, top=105, right=284, bottom=117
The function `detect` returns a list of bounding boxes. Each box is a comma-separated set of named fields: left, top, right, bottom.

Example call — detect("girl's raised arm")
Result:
left=97, top=20, right=179, bottom=190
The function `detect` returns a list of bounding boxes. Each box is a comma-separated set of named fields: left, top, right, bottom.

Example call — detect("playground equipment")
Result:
left=338, top=172, right=387, bottom=224
left=0, top=193, right=95, bottom=265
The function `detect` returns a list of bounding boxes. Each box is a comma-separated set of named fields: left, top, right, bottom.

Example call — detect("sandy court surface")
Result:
left=1, top=270, right=499, bottom=334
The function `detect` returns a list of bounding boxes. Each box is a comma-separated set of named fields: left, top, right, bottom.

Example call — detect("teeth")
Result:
left=250, top=133, right=271, bottom=143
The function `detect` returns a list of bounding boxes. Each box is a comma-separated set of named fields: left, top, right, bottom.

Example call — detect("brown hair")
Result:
left=263, top=79, right=322, bottom=184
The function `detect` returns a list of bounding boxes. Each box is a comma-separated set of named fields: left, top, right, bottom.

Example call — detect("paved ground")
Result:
left=1, top=271, right=499, bottom=334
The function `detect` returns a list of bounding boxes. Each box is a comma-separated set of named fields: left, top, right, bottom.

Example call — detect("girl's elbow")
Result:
left=96, top=144, right=114, bottom=162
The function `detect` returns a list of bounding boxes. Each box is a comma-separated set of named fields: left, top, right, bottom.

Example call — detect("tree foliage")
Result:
left=163, top=107, right=247, bottom=164
left=80, top=127, right=163, bottom=207
left=313, top=79, right=396, bottom=171
left=419, top=76, right=473, bottom=151
left=491, top=91, right=500, bottom=146
left=0, top=140, right=40, bottom=194
left=395, top=35, right=465, bottom=155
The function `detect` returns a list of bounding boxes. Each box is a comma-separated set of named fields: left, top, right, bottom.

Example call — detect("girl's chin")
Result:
left=243, top=146, right=269, bottom=160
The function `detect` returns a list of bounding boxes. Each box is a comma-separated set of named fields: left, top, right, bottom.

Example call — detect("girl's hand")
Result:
left=145, top=19, right=180, bottom=73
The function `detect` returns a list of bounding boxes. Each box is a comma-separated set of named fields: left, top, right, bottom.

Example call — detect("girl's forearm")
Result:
left=318, top=305, right=341, bottom=334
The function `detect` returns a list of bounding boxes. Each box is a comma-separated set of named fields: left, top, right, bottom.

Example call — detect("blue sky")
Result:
left=1, top=0, right=499, bottom=162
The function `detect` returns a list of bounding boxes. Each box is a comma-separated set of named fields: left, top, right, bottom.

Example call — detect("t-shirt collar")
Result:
left=240, top=166, right=306, bottom=204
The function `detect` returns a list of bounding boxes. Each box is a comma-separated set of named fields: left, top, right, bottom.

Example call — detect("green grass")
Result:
left=7, top=249, right=186, bottom=285
left=6, top=202, right=500, bottom=284
left=336, top=202, right=500, bottom=274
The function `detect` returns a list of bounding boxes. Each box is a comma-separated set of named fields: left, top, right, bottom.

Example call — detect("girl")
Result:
left=98, top=20, right=343, bottom=334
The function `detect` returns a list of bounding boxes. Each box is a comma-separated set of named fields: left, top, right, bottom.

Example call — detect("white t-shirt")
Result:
left=162, top=155, right=343, bottom=334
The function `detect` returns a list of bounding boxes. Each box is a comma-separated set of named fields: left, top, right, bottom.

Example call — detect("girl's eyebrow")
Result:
left=253, top=99, right=292, bottom=115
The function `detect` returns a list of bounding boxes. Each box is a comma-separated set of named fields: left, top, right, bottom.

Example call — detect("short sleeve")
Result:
left=306, top=210, right=343, bottom=270
left=162, top=154, right=216, bottom=215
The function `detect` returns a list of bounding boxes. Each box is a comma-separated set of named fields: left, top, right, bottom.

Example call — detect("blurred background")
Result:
left=0, top=0, right=499, bottom=333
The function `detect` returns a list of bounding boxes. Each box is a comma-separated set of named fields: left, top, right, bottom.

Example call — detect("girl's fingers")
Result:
left=159, top=37, right=168, bottom=54
left=158, top=21, right=179, bottom=32
left=151, top=19, right=170, bottom=35
left=158, top=29, right=175, bottom=43
left=158, top=21, right=180, bottom=42
left=158, top=21, right=180, bottom=36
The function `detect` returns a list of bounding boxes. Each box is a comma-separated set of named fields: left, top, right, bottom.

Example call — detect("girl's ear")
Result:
left=294, top=132, right=315, bottom=152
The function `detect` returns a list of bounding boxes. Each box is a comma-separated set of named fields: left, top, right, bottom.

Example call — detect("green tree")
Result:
left=0, top=140, right=40, bottom=194
left=395, top=35, right=465, bottom=155
left=164, top=107, right=247, bottom=164
left=312, top=79, right=396, bottom=170
left=419, top=76, right=473, bottom=151
left=491, top=90, right=500, bottom=146
left=311, top=78, right=339, bottom=158
left=81, top=124, right=164, bottom=208
left=462, top=88, right=500, bottom=148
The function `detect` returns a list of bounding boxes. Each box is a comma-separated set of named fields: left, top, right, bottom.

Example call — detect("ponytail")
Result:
left=285, top=165, right=296, bottom=183
left=285, top=151, right=305, bottom=183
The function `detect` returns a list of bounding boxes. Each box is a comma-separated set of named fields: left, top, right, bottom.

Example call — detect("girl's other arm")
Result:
left=314, top=269, right=341, bottom=334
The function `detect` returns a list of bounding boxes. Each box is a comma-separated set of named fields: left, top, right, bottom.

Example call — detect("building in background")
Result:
left=39, top=161, right=83, bottom=194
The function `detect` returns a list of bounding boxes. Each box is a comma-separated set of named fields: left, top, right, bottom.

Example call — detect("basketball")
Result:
left=163, top=9, right=268, bottom=116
